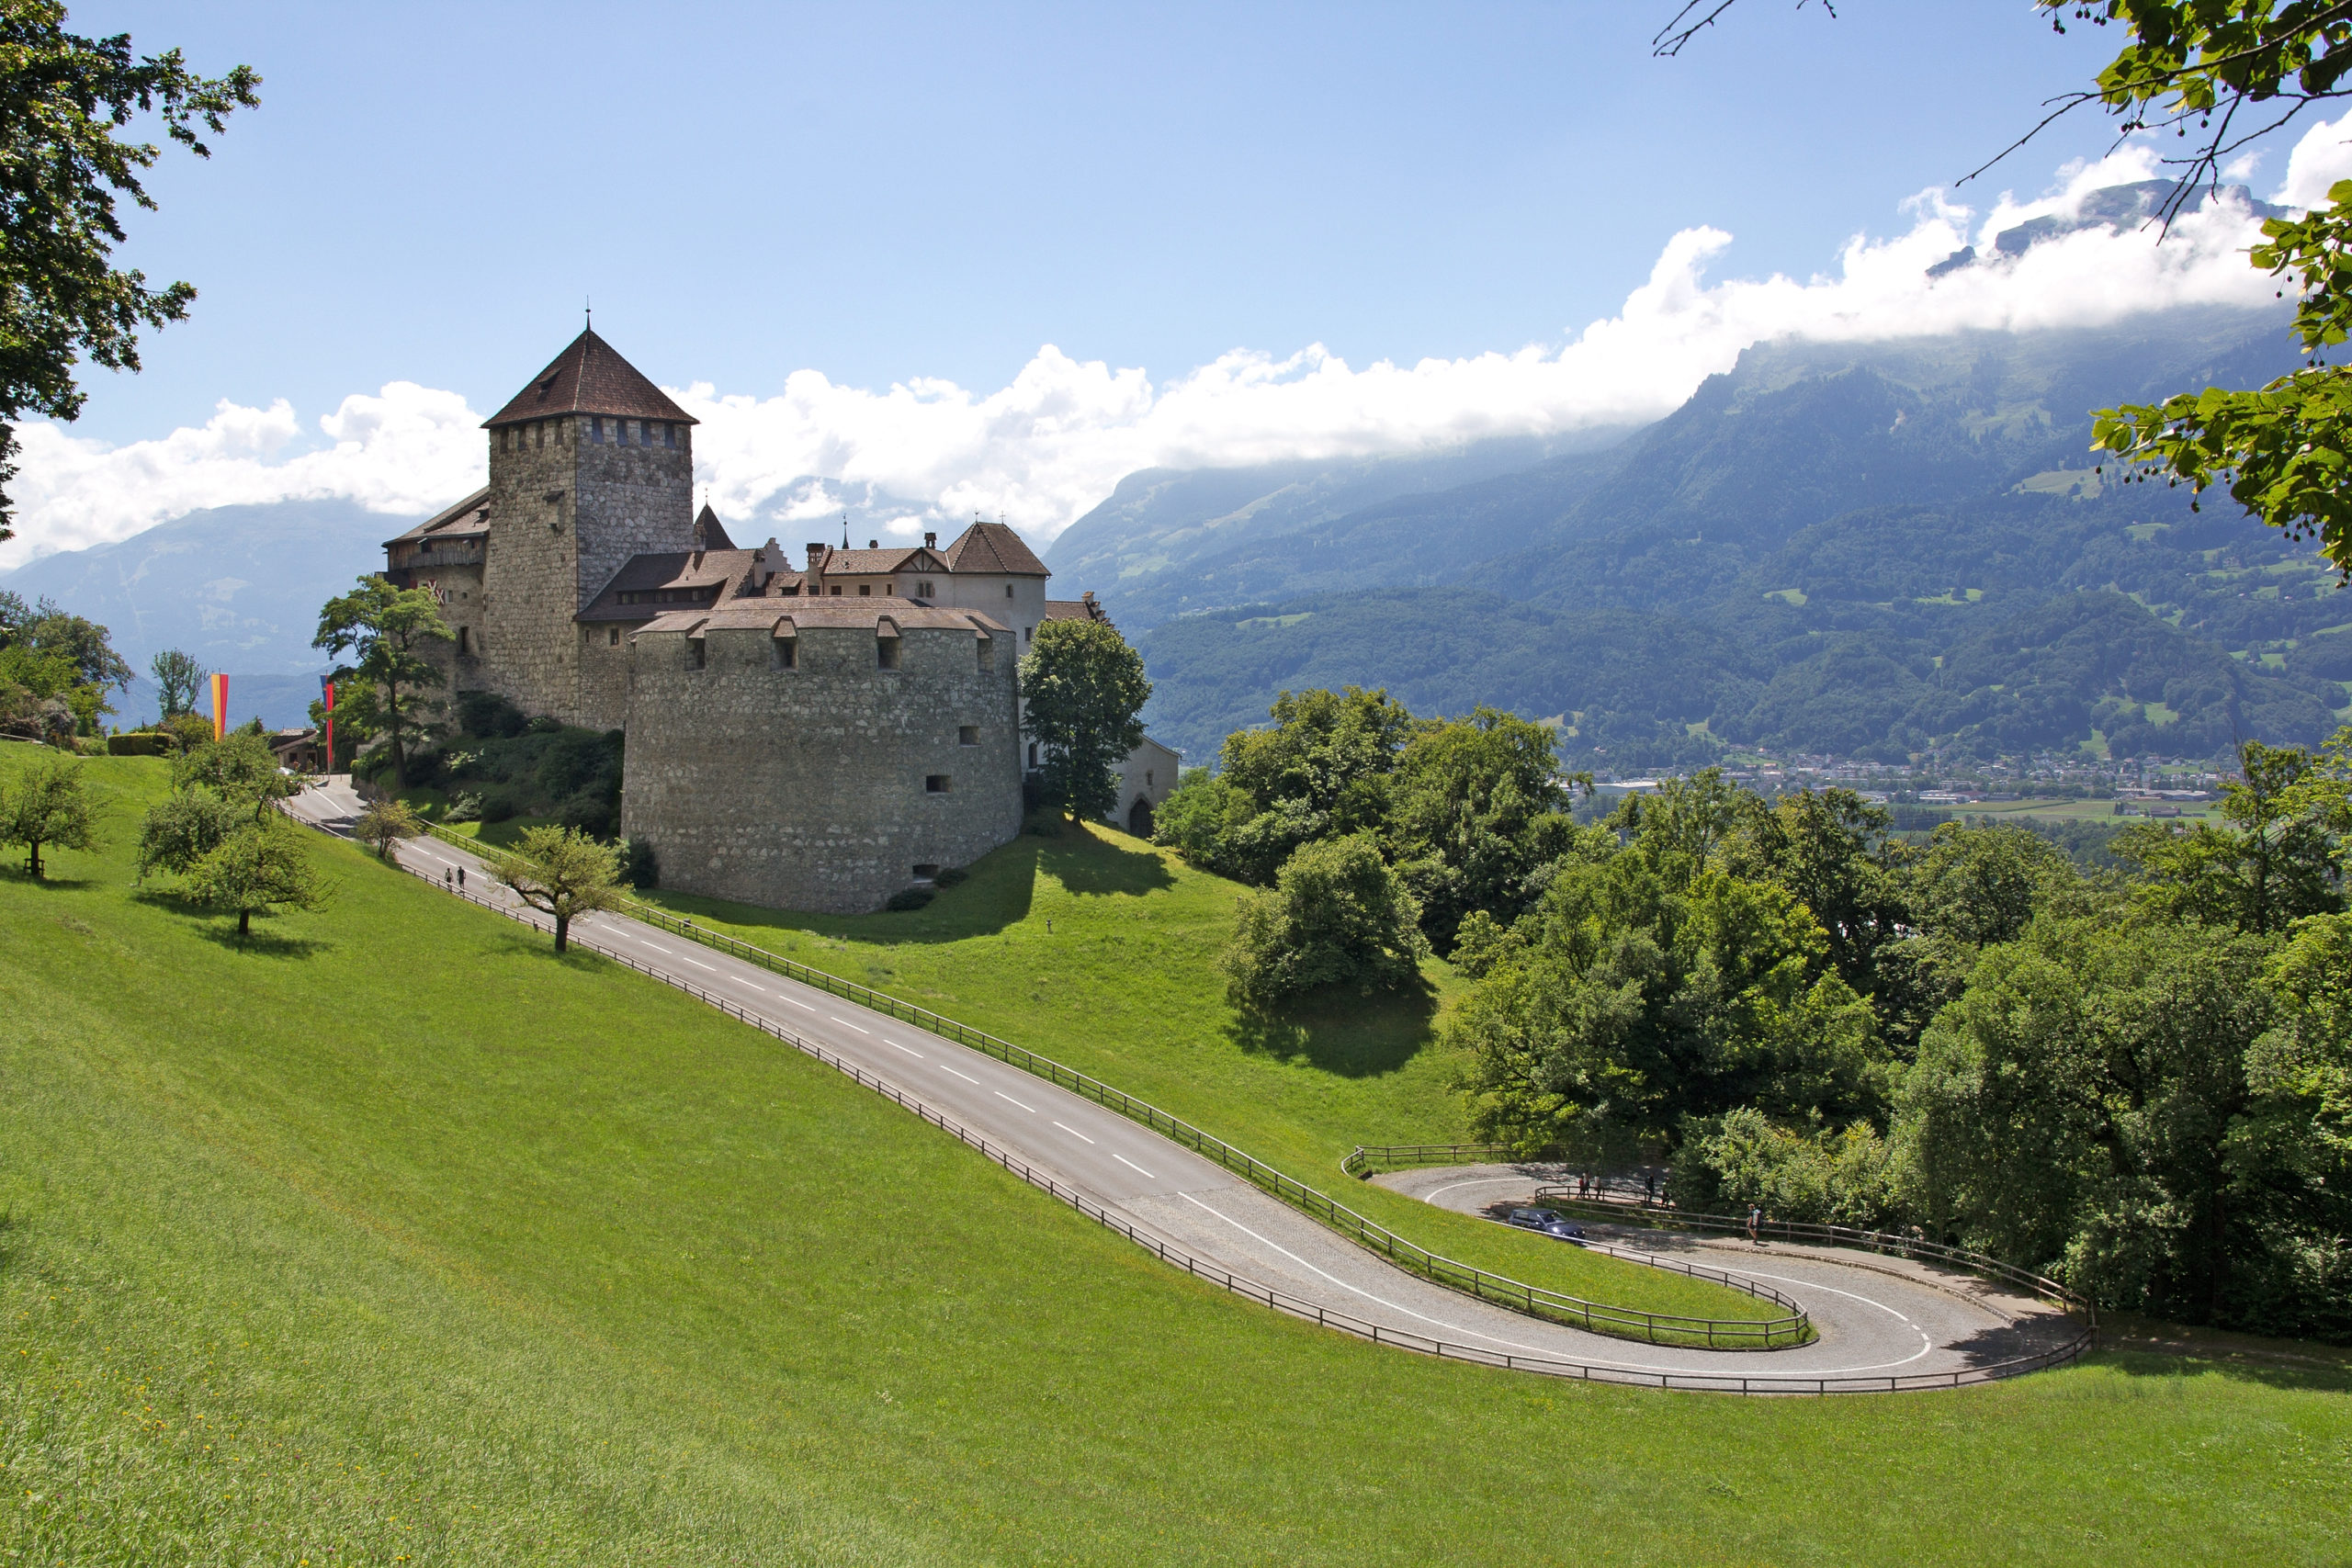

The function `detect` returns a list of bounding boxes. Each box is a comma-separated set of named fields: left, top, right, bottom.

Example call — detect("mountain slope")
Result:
left=1126, top=309, right=2348, bottom=766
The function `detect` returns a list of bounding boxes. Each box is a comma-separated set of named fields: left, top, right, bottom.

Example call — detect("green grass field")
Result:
left=5, top=749, right=2349, bottom=1566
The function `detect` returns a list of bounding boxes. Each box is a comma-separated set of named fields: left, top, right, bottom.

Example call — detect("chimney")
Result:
left=805, top=542, right=827, bottom=570
left=868, top=538, right=879, bottom=549
left=923, top=531, right=937, bottom=549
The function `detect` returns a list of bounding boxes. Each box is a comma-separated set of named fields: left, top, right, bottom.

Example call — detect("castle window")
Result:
left=877, top=636, right=901, bottom=671
left=977, top=637, right=991, bottom=671
left=772, top=637, right=797, bottom=670
left=958, top=726, right=978, bottom=746
left=458, top=626, right=470, bottom=656
left=608, top=626, right=620, bottom=647
left=1023, top=626, right=1033, bottom=643
left=663, top=423, right=676, bottom=448
left=688, top=638, right=707, bottom=671
left=830, top=585, right=842, bottom=596
left=858, top=584, right=871, bottom=597
left=1004, top=584, right=1013, bottom=598
left=925, top=775, right=951, bottom=794
left=591, top=417, right=605, bottom=444
left=1028, top=742, right=1039, bottom=767
left=912, top=863, right=939, bottom=878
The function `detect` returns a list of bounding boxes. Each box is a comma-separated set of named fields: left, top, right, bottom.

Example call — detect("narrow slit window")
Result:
left=877, top=637, right=901, bottom=670
left=688, top=639, right=707, bottom=671
left=925, top=774, right=951, bottom=794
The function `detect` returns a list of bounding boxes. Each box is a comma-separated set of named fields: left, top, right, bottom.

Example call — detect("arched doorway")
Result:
left=1127, top=795, right=1154, bottom=838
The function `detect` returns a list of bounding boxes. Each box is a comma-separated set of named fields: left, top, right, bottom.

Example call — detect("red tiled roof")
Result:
left=483, top=330, right=696, bottom=429
left=942, top=521, right=1049, bottom=576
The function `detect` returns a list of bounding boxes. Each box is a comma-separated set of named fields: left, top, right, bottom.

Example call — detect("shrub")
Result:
left=621, top=837, right=658, bottom=889
left=457, top=690, right=528, bottom=739
left=106, top=731, right=173, bottom=757
left=479, top=793, right=518, bottom=824
left=526, top=714, right=563, bottom=735
left=885, top=886, right=934, bottom=912
left=1221, top=833, right=1427, bottom=1008
left=443, top=792, right=483, bottom=823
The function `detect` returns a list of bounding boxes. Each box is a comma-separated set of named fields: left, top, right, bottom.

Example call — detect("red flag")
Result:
left=209, top=672, right=230, bottom=741
left=322, top=680, right=335, bottom=773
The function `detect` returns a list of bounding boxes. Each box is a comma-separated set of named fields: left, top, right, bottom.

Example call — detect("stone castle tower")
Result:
left=478, top=329, right=698, bottom=723
left=385, top=327, right=1183, bottom=912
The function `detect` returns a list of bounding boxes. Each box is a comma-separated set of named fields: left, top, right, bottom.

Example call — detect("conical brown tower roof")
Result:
left=483, top=329, right=696, bottom=429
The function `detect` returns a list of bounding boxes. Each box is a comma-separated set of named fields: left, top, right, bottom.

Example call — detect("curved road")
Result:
left=289, top=782, right=2083, bottom=1391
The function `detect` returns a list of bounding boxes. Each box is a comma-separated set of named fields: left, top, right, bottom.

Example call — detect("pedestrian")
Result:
left=457, top=864, right=467, bottom=892
left=445, top=867, right=454, bottom=891
left=1644, top=1169, right=1657, bottom=1204
left=1747, top=1204, right=1764, bottom=1247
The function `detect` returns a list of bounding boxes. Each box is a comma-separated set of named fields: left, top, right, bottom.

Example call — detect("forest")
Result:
left=1157, top=688, right=2352, bottom=1339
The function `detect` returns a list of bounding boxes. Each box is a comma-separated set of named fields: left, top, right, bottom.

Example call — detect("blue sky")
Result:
left=78, top=1, right=2125, bottom=436
left=11, top=1, right=2320, bottom=570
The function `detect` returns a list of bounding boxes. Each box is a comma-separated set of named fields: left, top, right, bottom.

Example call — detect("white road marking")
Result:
left=886, top=1040, right=926, bottom=1058
left=780, top=997, right=818, bottom=1012
left=1113, top=1153, right=1157, bottom=1179
left=1424, top=1175, right=1539, bottom=1203
left=641, top=943, right=673, bottom=955
left=741, top=983, right=767, bottom=993
left=829, top=1016, right=871, bottom=1033
left=1053, top=1122, right=1096, bottom=1144
left=995, top=1090, right=1037, bottom=1112
left=936, top=1064, right=979, bottom=1084
left=680, top=955, right=719, bottom=972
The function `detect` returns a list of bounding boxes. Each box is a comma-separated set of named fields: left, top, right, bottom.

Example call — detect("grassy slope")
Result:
left=0, top=752, right=2345, bottom=1566
left=630, top=820, right=1779, bottom=1323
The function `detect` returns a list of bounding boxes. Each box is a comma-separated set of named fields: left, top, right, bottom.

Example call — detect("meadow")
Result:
left=5, top=748, right=2349, bottom=1566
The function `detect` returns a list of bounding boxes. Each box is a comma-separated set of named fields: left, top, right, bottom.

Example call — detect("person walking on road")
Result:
left=457, top=864, right=467, bottom=893
left=445, top=867, right=454, bottom=891
left=1747, top=1204, right=1764, bottom=1247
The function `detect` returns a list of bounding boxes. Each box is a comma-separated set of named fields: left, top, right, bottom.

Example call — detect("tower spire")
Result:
left=584, top=296, right=592, bottom=333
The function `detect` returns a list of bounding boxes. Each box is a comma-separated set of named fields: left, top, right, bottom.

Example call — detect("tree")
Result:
left=2117, top=739, right=2343, bottom=933
left=354, top=796, right=424, bottom=863
left=1158, top=686, right=1419, bottom=885
left=1018, top=617, right=1150, bottom=823
left=1659, top=2, right=2352, bottom=573
left=150, top=649, right=205, bottom=717
left=0, top=749, right=95, bottom=875
left=494, top=824, right=624, bottom=953
left=183, top=814, right=328, bottom=940
left=0, top=7, right=258, bottom=543
left=173, top=729, right=297, bottom=819
left=135, top=784, right=240, bottom=880
left=1910, top=821, right=2083, bottom=950
left=0, top=591, right=130, bottom=738
left=1385, top=707, right=1580, bottom=953
left=1221, top=833, right=1428, bottom=1008
left=313, top=576, right=451, bottom=786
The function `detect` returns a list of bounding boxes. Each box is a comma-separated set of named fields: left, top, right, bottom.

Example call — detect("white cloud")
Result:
left=3, top=382, right=485, bottom=569
left=3, top=125, right=2326, bottom=572
left=2277, top=110, right=2352, bottom=208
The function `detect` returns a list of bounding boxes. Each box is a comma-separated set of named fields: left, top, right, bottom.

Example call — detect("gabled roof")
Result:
left=820, top=546, right=951, bottom=576
left=1043, top=593, right=1112, bottom=627
left=385, top=486, right=491, bottom=547
left=483, top=329, right=696, bottom=430
left=942, top=521, right=1049, bottom=577
left=579, top=547, right=763, bottom=623
left=693, top=504, right=736, bottom=551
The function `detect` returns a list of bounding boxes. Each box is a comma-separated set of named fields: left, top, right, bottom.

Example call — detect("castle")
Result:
left=383, top=329, right=1178, bottom=913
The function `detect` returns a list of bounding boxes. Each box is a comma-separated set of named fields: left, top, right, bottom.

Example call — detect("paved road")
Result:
left=288, top=782, right=2085, bottom=1390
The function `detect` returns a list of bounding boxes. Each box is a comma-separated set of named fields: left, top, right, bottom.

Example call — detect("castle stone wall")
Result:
left=480, top=415, right=693, bottom=727
left=621, top=618, right=1022, bottom=913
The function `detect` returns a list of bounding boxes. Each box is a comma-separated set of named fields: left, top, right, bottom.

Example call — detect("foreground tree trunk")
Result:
left=27, top=839, right=41, bottom=879
left=238, top=908, right=251, bottom=938
left=554, top=912, right=570, bottom=953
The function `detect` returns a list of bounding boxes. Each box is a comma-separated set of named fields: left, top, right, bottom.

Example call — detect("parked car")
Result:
left=1503, top=1207, right=1588, bottom=1244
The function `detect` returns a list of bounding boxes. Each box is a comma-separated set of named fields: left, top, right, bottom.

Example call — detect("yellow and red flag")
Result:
left=209, top=672, right=230, bottom=741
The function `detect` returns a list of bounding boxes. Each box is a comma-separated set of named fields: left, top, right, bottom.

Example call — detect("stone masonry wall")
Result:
left=481, top=416, right=691, bottom=727
left=621, top=620, right=1022, bottom=913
